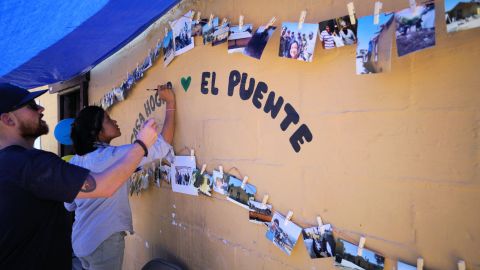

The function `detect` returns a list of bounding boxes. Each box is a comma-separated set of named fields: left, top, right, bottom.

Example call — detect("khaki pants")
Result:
left=78, top=231, right=126, bottom=270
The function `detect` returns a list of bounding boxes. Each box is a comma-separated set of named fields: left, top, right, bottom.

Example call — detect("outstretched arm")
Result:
left=158, top=84, right=176, bottom=145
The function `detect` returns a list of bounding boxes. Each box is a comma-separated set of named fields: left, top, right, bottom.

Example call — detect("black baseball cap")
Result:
left=0, top=83, right=48, bottom=114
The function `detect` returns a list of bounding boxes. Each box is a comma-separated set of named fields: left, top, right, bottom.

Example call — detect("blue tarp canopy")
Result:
left=0, top=0, right=179, bottom=89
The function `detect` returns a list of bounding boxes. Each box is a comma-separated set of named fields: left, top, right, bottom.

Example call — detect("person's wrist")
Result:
left=134, top=139, right=148, bottom=157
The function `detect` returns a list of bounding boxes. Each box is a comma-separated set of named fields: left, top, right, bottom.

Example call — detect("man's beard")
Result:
left=19, top=119, right=49, bottom=140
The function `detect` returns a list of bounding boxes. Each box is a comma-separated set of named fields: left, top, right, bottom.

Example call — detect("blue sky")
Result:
left=228, top=177, right=257, bottom=194
left=397, top=261, right=416, bottom=270
left=357, top=13, right=394, bottom=51
left=341, top=240, right=384, bottom=266
left=445, top=0, right=466, bottom=12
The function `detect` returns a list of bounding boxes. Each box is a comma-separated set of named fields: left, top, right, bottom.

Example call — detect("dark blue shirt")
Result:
left=0, top=145, right=89, bottom=269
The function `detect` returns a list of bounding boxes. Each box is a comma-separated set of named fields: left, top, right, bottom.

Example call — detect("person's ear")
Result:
left=0, top=113, right=15, bottom=126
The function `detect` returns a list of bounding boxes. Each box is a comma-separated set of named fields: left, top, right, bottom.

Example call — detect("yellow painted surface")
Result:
left=38, top=0, right=480, bottom=269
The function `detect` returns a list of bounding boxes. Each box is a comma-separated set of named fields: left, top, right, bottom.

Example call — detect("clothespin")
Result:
left=196, top=12, right=201, bottom=22
left=219, top=165, right=223, bottom=174
left=409, top=0, right=417, bottom=13
left=374, top=1, right=383, bottom=25
left=266, top=17, right=276, bottom=28
left=261, top=194, right=269, bottom=207
left=241, top=176, right=249, bottom=189
left=221, top=18, right=228, bottom=26
left=417, top=258, right=424, bottom=270
left=165, top=27, right=169, bottom=36
left=200, top=164, right=207, bottom=174
left=284, top=211, right=293, bottom=226
left=190, top=149, right=195, bottom=156
left=239, top=15, right=244, bottom=30
left=347, top=2, right=356, bottom=25
left=298, top=10, right=307, bottom=30
left=458, top=260, right=466, bottom=270
left=357, top=236, right=366, bottom=256
left=208, top=14, right=214, bottom=26
left=317, top=216, right=326, bottom=234
left=190, top=11, right=195, bottom=20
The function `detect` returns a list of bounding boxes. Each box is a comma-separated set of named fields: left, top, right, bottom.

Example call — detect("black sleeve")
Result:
left=21, top=149, right=90, bottom=203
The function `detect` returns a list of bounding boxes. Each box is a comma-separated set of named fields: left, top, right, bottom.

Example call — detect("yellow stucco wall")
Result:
left=39, top=0, right=480, bottom=269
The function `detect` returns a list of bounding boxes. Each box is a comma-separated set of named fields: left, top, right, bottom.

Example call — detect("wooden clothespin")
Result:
left=196, top=11, right=201, bottom=22
left=219, top=165, right=223, bottom=174
left=165, top=27, right=169, bottom=36
left=239, top=15, right=244, bottom=31
left=298, top=10, right=307, bottom=30
left=190, top=149, right=195, bottom=156
left=317, top=216, right=325, bottom=234
left=241, top=176, right=249, bottom=189
left=417, top=258, right=424, bottom=270
left=357, top=237, right=366, bottom=256
left=347, top=2, right=356, bottom=25
left=221, top=18, right=228, bottom=26
left=458, top=260, right=466, bottom=270
left=266, top=17, right=276, bottom=28
left=200, top=164, right=207, bottom=174
left=190, top=11, right=195, bottom=20
left=208, top=14, right=214, bottom=26
left=284, top=211, right=293, bottom=226
left=409, top=0, right=417, bottom=13
left=261, top=194, right=269, bottom=207
left=374, top=1, right=383, bottom=25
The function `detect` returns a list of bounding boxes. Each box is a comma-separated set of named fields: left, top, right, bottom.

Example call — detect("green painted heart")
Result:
left=181, top=76, right=191, bottom=92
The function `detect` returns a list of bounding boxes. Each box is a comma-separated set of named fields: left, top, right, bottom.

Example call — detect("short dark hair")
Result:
left=71, top=106, right=105, bottom=155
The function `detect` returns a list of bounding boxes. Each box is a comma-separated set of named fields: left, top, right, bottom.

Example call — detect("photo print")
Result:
left=265, top=212, right=302, bottom=256
left=192, top=169, right=213, bottom=196
left=334, top=239, right=385, bottom=270
left=212, top=21, right=230, bottom=46
left=202, top=17, right=219, bottom=45
left=356, top=13, right=395, bottom=75
left=395, top=2, right=436, bottom=57
left=319, top=15, right=357, bottom=49
left=228, top=24, right=253, bottom=53
left=192, top=18, right=207, bottom=36
left=248, top=200, right=272, bottom=225
left=397, top=261, right=416, bottom=270
left=279, top=22, right=318, bottom=62
left=212, top=169, right=229, bottom=195
left=170, top=155, right=198, bottom=196
left=243, top=25, right=277, bottom=59
left=445, top=0, right=480, bottom=33
left=226, top=176, right=257, bottom=209
left=302, top=224, right=336, bottom=259
left=171, top=11, right=194, bottom=56
left=162, top=30, right=175, bottom=67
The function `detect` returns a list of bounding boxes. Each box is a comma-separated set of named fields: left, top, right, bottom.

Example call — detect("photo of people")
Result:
left=212, top=169, right=228, bottom=195
left=243, top=25, right=276, bottom=59
left=397, top=261, right=416, bottom=270
left=170, top=155, right=198, bottom=196
left=395, top=2, right=436, bottom=57
left=228, top=24, right=253, bottom=53
left=302, top=224, right=336, bottom=259
left=202, top=17, right=219, bottom=45
left=192, top=18, right=207, bottom=36
left=356, top=13, right=395, bottom=75
left=171, top=11, right=194, bottom=56
left=226, top=176, right=257, bottom=209
left=334, top=239, right=385, bottom=270
left=248, top=200, right=272, bottom=225
left=162, top=30, right=175, bottom=67
left=212, top=22, right=230, bottom=46
left=445, top=0, right=480, bottom=33
left=319, top=15, right=357, bottom=49
left=193, top=170, right=212, bottom=196
left=278, top=22, right=318, bottom=62
left=265, top=212, right=302, bottom=256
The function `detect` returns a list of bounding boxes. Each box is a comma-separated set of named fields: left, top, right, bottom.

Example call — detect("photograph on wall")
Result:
left=162, top=30, right=175, bottom=67
left=319, top=15, right=357, bottom=49
left=170, top=155, right=198, bottom=196
left=278, top=22, right=318, bottom=62
left=265, top=212, right=302, bottom=256
left=395, top=2, right=436, bottom=57
left=202, top=17, right=219, bottom=45
left=356, top=13, right=395, bottom=75
left=192, top=18, right=207, bottom=36
left=248, top=200, right=272, bottom=225
left=171, top=11, right=194, bottom=56
left=445, top=0, right=480, bottom=33
left=302, top=224, right=336, bottom=259
left=397, top=261, right=416, bottom=270
left=212, top=22, right=230, bottom=46
left=212, top=169, right=228, bottom=195
left=334, top=239, right=385, bottom=270
left=228, top=24, right=253, bottom=53
left=226, top=176, right=257, bottom=209
left=193, top=170, right=212, bottom=196
left=243, top=25, right=277, bottom=59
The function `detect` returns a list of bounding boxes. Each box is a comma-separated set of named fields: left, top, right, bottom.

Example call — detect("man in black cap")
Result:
left=0, top=83, right=159, bottom=269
